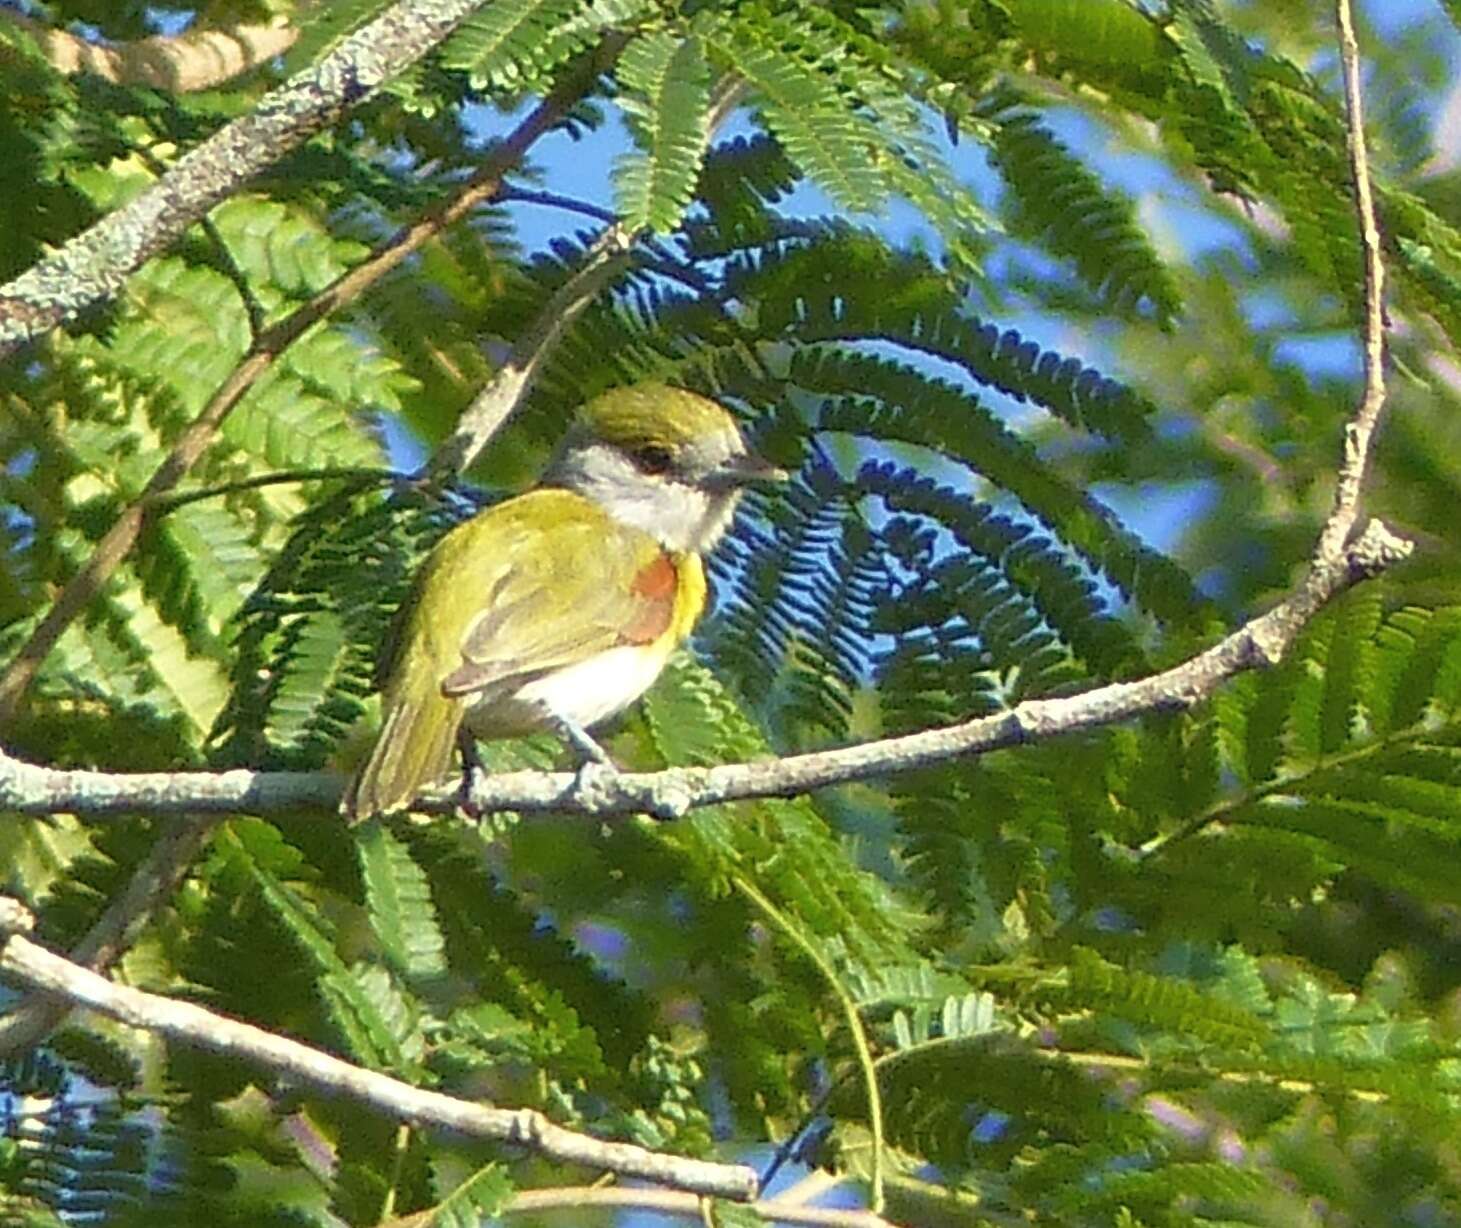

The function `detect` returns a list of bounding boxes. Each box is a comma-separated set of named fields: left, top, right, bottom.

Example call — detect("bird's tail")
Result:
left=342, top=658, right=463, bottom=822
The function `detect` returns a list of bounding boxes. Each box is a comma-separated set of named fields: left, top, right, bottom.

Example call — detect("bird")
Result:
left=342, top=383, right=785, bottom=820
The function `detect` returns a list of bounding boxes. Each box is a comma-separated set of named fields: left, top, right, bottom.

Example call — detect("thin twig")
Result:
left=1135, top=0, right=1395, bottom=856
left=1319, top=0, right=1389, bottom=564
left=500, top=186, right=716, bottom=295
left=734, top=876, right=885, bottom=1215
left=429, top=70, right=744, bottom=476
left=133, top=141, right=269, bottom=341
left=0, top=898, right=757, bottom=1201
left=153, top=467, right=403, bottom=513
left=499, top=186, right=619, bottom=225
left=427, top=221, right=636, bottom=477
left=200, top=214, right=267, bottom=342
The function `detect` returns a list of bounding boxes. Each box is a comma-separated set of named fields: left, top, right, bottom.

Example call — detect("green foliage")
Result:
left=6, top=2, right=1461, bottom=1226
left=984, top=94, right=1183, bottom=324
left=613, top=29, right=713, bottom=233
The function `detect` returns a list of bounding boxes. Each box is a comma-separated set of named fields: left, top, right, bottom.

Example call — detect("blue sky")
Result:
left=449, top=0, right=1457, bottom=570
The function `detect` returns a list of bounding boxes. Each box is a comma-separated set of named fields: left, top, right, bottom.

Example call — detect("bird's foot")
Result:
left=570, top=757, right=620, bottom=810
left=550, top=715, right=614, bottom=767
left=547, top=716, right=621, bottom=809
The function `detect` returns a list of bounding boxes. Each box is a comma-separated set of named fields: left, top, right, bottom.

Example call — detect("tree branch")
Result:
left=1, top=9, right=300, bottom=93
left=0, top=821, right=215, bottom=1056
left=1321, top=0, right=1389, bottom=563
left=0, top=897, right=757, bottom=1201
left=0, top=0, right=488, bottom=358
left=427, top=67, right=738, bottom=476
left=427, top=221, right=636, bottom=477
left=500, top=1185, right=896, bottom=1227
left=0, top=520, right=1411, bottom=825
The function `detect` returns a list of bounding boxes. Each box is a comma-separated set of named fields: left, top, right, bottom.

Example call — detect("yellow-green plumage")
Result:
left=343, top=382, right=774, bottom=822
left=344, top=490, right=706, bottom=818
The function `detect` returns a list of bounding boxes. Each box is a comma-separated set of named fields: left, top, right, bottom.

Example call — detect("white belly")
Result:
left=462, top=642, right=671, bottom=740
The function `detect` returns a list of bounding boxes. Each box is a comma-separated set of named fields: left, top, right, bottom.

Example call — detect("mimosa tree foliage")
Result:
left=2, top=1, right=1461, bottom=1224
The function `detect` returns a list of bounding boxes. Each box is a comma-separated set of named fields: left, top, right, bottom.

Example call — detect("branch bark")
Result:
left=428, top=222, right=636, bottom=477
left=0, top=821, right=214, bottom=1056
left=0, top=0, right=488, bottom=358
left=500, top=1185, right=895, bottom=1227
left=0, top=897, right=756, bottom=1201
left=0, top=519, right=1412, bottom=825
left=1, top=10, right=299, bottom=93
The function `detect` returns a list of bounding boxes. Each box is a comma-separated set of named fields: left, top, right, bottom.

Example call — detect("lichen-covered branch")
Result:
left=0, top=0, right=488, bottom=358
left=0, top=521, right=1412, bottom=826
left=0, top=898, right=757, bottom=1201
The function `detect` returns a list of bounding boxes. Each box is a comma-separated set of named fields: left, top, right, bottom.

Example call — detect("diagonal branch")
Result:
left=0, top=820, right=215, bottom=1056
left=0, top=0, right=490, bottom=358
left=0, top=898, right=756, bottom=1201
left=427, top=221, right=636, bottom=476
left=0, top=67, right=596, bottom=728
left=426, top=70, right=743, bottom=476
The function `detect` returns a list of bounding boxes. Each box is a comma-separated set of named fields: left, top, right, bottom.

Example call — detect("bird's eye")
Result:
left=633, top=444, right=674, bottom=475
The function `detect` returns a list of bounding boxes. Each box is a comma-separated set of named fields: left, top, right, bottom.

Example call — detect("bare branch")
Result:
left=0, top=898, right=757, bottom=1201
left=428, top=67, right=738, bottom=478
left=0, top=0, right=489, bottom=357
left=428, top=222, right=636, bottom=477
left=0, top=521, right=1411, bottom=826
left=1318, top=0, right=1389, bottom=564
left=1, top=10, right=299, bottom=93
left=500, top=1185, right=896, bottom=1227
left=0, top=822, right=215, bottom=1056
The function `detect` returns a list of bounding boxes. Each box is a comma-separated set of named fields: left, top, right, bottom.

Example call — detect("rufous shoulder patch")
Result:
left=621, top=553, right=678, bottom=644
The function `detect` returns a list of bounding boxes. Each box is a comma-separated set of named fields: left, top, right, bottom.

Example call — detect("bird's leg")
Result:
left=550, top=715, right=614, bottom=766
left=455, top=727, right=487, bottom=819
left=548, top=715, right=619, bottom=806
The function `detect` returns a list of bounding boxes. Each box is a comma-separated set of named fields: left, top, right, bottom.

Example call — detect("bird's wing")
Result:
left=425, top=489, right=677, bottom=699
left=344, top=491, right=676, bottom=820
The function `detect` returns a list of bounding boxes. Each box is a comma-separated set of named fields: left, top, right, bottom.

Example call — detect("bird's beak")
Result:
left=709, top=450, right=790, bottom=490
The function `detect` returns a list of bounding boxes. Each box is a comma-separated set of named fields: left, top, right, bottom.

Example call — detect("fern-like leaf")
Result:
left=612, top=31, right=712, bottom=233
left=357, top=822, right=449, bottom=984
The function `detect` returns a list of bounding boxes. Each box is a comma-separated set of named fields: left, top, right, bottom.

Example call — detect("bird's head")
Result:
left=545, top=384, right=786, bottom=552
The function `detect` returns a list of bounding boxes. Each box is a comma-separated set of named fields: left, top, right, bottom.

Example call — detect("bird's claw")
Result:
left=570, top=758, right=619, bottom=809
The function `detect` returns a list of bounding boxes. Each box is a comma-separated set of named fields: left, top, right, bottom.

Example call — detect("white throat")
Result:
left=547, top=442, right=741, bottom=553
